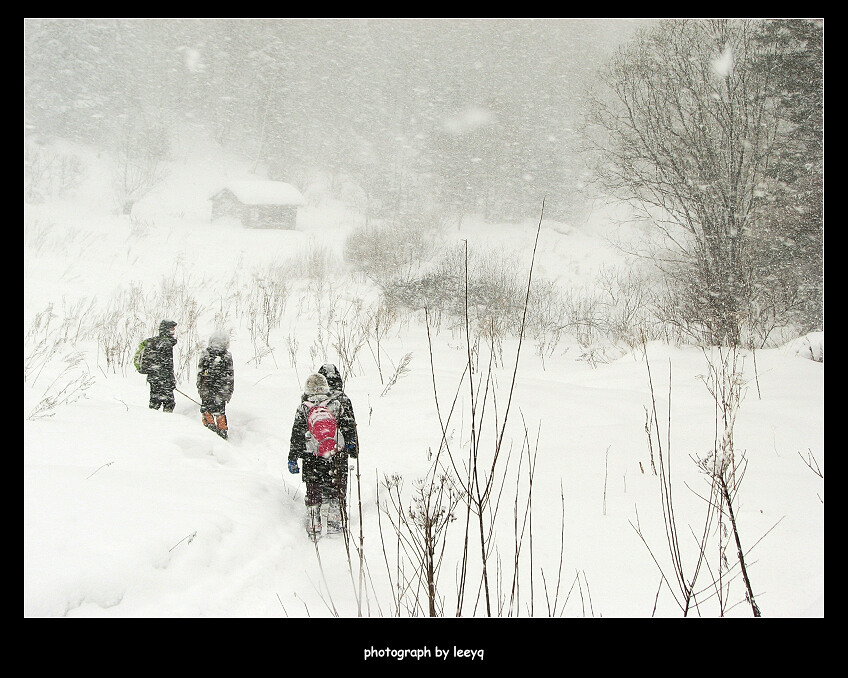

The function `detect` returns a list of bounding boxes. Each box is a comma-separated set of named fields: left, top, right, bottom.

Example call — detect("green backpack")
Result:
left=134, top=337, right=155, bottom=374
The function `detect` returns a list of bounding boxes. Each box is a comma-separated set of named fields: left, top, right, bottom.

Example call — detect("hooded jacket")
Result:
left=319, top=364, right=357, bottom=455
left=289, top=366, right=358, bottom=483
left=319, top=363, right=344, bottom=392
left=146, top=320, right=177, bottom=390
left=196, top=331, right=234, bottom=405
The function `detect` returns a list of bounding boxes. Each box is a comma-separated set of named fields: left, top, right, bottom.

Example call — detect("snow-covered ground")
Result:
left=24, top=140, right=824, bottom=632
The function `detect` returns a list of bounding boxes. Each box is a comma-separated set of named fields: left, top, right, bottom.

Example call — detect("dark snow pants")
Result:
left=149, top=387, right=175, bottom=412
left=304, top=457, right=348, bottom=508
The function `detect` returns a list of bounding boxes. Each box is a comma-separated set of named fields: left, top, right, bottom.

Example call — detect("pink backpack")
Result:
left=305, top=398, right=342, bottom=458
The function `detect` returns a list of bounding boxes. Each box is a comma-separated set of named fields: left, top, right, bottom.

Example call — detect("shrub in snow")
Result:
left=786, top=331, right=824, bottom=362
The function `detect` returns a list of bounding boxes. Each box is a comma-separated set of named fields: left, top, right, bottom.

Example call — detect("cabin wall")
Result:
left=211, top=195, right=297, bottom=229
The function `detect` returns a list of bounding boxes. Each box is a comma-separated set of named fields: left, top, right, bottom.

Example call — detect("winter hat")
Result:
left=159, top=319, right=177, bottom=334
left=209, top=330, right=230, bottom=350
left=319, top=363, right=343, bottom=391
left=304, top=373, right=330, bottom=396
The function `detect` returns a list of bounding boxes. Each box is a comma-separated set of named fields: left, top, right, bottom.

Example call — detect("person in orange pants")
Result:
left=196, top=330, right=234, bottom=439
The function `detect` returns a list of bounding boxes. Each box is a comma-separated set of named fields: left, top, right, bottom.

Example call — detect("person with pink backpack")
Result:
left=287, top=365, right=359, bottom=540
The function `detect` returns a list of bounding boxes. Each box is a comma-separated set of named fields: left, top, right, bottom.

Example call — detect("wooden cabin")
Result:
left=211, top=180, right=306, bottom=229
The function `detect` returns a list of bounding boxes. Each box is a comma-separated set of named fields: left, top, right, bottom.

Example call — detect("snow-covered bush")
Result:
left=343, top=219, right=442, bottom=283
left=594, top=264, right=659, bottom=346
left=785, top=331, right=824, bottom=362
left=300, top=241, right=339, bottom=282
left=25, top=303, right=95, bottom=419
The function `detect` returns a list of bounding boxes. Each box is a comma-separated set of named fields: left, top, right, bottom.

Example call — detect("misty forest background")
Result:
left=26, top=19, right=640, bottom=224
left=24, top=19, right=823, bottom=349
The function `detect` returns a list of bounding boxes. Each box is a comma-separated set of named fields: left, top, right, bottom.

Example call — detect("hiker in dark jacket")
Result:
left=319, top=363, right=359, bottom=523
left=288, top=368, right=358, bottom=539
left=319, top=362, right=358, bottom=460
left=196, top=330, right=234, bottom=439
left=147, top=319, right=177, bottom=412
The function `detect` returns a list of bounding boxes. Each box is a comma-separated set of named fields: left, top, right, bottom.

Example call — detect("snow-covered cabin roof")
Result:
left=213, top=180, right=305, bottom=206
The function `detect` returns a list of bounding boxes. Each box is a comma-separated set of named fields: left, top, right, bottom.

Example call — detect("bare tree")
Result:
left=584, top=19, right=812, bottom=346
left=112, top=116, right=168, bottom=215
